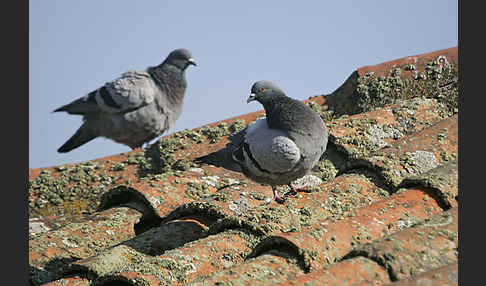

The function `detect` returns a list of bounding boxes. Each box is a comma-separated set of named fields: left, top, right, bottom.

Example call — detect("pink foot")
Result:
left=272, top=186, right=286, bottom=204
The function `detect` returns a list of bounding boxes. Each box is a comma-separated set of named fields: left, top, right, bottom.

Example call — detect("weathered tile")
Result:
left=400, top=158, right=458, bottom=209
left=347, top=208, right=458, bottom=281
left=250, top=188, right=442, bottom=270
left=29, top=207, right=142, bottom=285
left=274, top=256, right=391, bottom=286
left=356, top=115, right=458, bottom=188
left=382, top=262, right=458, bottom=286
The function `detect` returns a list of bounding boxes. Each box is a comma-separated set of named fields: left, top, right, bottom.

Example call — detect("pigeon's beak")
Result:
left=247, top=94, right=256, bottom=103
left=188, top=58, right=197, bottom=66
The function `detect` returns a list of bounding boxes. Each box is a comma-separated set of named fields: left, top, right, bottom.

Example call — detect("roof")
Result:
left=29, top=46, right=458, bottom=286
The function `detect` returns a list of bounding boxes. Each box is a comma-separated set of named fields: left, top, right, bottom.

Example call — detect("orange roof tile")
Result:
left=346, top=207, right=458, bottom=281
left=274, top=257, right=391, bottom=286
left=382, top=262, right=458, bottom=286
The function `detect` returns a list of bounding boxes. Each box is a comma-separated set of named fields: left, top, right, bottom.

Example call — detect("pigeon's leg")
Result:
left=284, top=183, right=312, bottom=198
left=272, top=186, right=286, bottom=204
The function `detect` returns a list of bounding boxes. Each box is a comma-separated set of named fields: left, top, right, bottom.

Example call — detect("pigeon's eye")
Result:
left=259, top=87, right=266, bottom=92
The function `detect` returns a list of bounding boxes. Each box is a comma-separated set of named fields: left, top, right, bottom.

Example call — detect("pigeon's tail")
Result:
left=195, top=128, right=248, bottom=172
left=195, top=148, right=243, bottom=173
left=58, top=125, right=97, bottom=153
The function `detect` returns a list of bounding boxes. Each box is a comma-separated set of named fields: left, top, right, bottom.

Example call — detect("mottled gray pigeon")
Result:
left=231, top=81, right=328, bottom=203
left=54, top=48, right=196, bottom=153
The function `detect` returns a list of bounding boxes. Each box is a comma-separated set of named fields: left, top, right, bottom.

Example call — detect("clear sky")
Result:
left=29, top=1, right=457, bottom=168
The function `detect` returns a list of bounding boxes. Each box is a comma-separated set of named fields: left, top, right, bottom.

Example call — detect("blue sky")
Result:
left=29, top=1, right=457, bottom=168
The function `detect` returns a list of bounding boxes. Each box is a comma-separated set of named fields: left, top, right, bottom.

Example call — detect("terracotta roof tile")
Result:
left=354, top=114, right=457, bottom=189
left=188, top=253, right=305, bottom=285
left=274, top=256, right=391, bottom=286
left=382, top=262, right=458, bottom=286
left=328, top=97, right=450, bottom=160
left=58, top=228, right=256, bottom=285
left=30, top=207, right=142, bottom=285
left=250, top=188, right=442, bottom=272
left=346, top=207, right=458, bottom=281
left=94, top=272, right=161, bottom=286
left=29, top=46, right=459, bottom=285
left=357, top=47, right=458, bottom=78
left=324, top=47, right=457, bottom=117
left=400, top=158, right=458, bottom=209
left=39, top=276, right=90, bottom=286
left=162, top=173, right=388, bottom=238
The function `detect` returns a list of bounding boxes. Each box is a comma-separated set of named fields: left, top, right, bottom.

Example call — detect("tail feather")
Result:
left=58, top=125, right=97, bottom=153
left=195, top=128, right=248, bottom=172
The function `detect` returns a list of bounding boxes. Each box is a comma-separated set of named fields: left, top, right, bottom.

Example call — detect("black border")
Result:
left=8, top=0, right=29, bottom=283
left=458, top=0, right=475, bottom=285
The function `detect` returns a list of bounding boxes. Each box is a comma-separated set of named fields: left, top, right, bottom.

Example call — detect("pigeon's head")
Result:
left=247, top=80, right=286, bottom=104
left=165, top=48, right=197, bottom=70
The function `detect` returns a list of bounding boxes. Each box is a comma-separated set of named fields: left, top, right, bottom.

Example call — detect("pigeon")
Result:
left=231, top=80, right=328, bottom=203
left=54, top=48, right=196, bottom=153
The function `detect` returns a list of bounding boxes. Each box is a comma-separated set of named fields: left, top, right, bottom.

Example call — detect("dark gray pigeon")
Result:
left=231, top=80, right=328, bottom=203
left=54, top=48, right=196, bottom=153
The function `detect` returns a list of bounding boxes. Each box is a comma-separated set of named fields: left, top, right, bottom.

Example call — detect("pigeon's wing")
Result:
left=96, top=70, right=157, bottom=114
left=267, top=97, right=329, bottom=168
left=238, top=119, right=301, bottom=174
left=54, top=70, right=157, bottom=115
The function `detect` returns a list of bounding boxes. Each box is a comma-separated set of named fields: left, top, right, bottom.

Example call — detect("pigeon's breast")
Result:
left=244, top=119, right=300, bottom=174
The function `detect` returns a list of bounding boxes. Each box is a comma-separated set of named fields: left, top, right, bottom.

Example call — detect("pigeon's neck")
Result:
left=148, top=64, right=187, bottom=106
left=261, top=96, right=284, bottom=128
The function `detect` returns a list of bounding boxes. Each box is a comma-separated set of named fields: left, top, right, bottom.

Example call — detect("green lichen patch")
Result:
left=399, top=151, right=439, bottom=176
left=139, top=135, right=196, bottom=175
left=183, top=181, right=211, bottom=200
left=29, top=208, right=143, bottom=284
left=306, top=101, right=335, bottom=122
left=249, top=192, right=266, bottom=201
left=237, top=204, right=291, bottom=234
left=314, top=143, right=353, bottom=181
left=200, top=120, right=249, bottom=144
left=364, top=147, right=449, bottom=190
left=124, top=151, right=147, bottom=166
left=229, top=119, right=247, bottom=134
left=319, top=176, right=389, bottom=221
left=345, top=209, right=458, bottom=281
left=200, top=122, right=229, bottom=143
left=173, top=119, right=248, bottom=145
left=225, top=228, right=262, bottom=251
left=400, top=159, right=458, bottom=209
left=29, top=161, right=115, bottom=217
left=328, top=117, right=384, bottom=159
left=173, top=128, right=204, bottom=144
left=139, top=119, right=250, bottom=176
left=109, top=162, right=126, bottom=171
left=327, top=97, right=451, bottom=165
left=82, top=245, right=212, bottom=284
left=326, top=57, right=458, bottom=119
left=356, top=58, right=458, bottom=116
left=211, top=173, right=389, bottom=240
left=157, top=257, right=195, bottom=282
